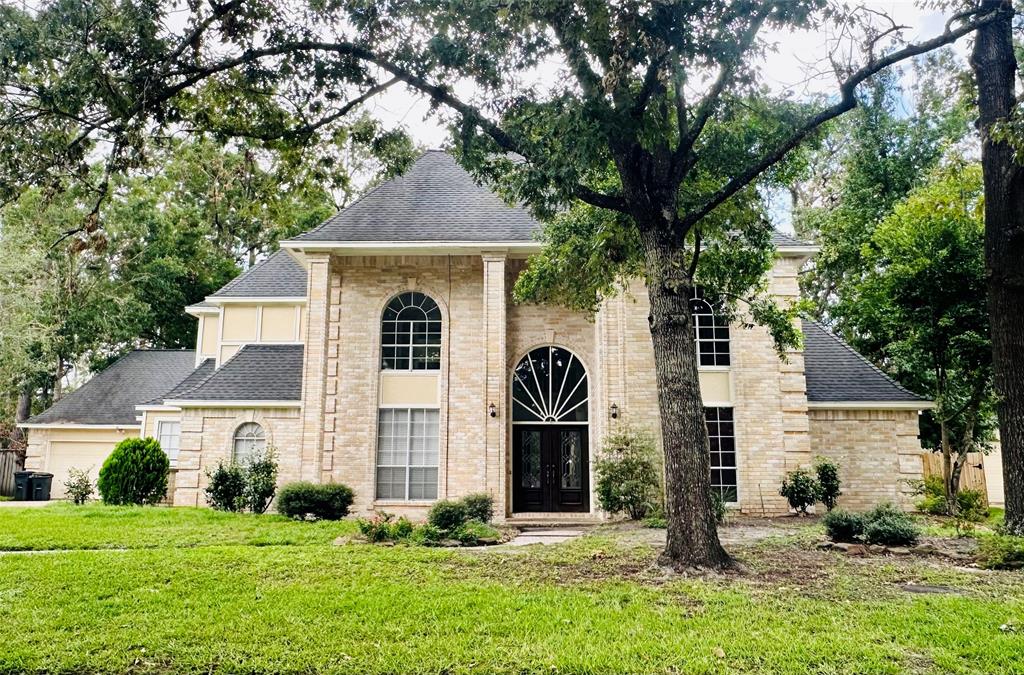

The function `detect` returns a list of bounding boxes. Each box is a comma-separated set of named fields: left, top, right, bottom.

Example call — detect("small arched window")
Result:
left=232, top=422, right=265, bottom=464
left=690, top=287, right=730, bottom=367
left=381, top=291, right=442, bottom=371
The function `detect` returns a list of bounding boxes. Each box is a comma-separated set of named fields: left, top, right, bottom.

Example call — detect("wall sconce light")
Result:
left=488, top=402, right=497, bottom=418
left=610, top=403, right=619, bottom=419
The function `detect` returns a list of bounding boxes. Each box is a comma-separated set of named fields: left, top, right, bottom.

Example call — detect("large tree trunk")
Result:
left=972, top=0, right=1024, bottom=535
left=640, top=231, right=731, bottom=570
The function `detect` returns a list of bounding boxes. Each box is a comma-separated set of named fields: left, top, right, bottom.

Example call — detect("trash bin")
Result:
left=13, top=471, right=33, bottom=501
left=29, top=472, right=53, bottom=501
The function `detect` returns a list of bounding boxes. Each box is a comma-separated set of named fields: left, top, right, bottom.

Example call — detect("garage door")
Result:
left=46, top=440, right=120, bottom=499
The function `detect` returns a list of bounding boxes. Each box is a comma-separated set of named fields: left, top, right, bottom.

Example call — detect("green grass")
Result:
left=1, top=505, right=1023, bottom=674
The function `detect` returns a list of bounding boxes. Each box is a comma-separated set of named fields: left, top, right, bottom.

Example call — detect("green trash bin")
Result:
left=29, top=472, right=54, bottom=501
left=13, top=471, right=32, bottom=500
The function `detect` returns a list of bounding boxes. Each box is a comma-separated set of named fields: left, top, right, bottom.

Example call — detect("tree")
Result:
left=845, top=163, right=995, bottom=514
left=970, top=0, right=1024, bottom=535
left=0, top=1, right=1003, bottom=569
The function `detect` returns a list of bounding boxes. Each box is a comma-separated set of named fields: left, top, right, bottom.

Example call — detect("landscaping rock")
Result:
left=440, top=539, right=462, bottom=548
left=816, top=541, right=833, bottom=551
left=886, top=546, right=911, bottom=556
left=332, top=536, right=352, bottom=546
left=912, top=543, right=938, bottom=555
left=477, top=537, right=499, bottom=546
left=867, top=545, right=887, bottom=555
left=843, top=544, right=868, bottom=556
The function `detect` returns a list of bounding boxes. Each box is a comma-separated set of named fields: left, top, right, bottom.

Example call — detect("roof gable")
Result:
left=210, top=250, right=307, bottom=298
left=169, top=344, right=303, bottom=402
left=27, top=350, right=197, bottom=425
left=801, top=320, right=926, bottom=403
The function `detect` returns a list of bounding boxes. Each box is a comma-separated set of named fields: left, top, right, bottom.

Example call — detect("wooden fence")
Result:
left=921, top=451, right=989, bottom=503
left=0, top=449, right=21, bottom=497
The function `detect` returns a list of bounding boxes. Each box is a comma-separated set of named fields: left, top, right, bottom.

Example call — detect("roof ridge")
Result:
left=294, top=150, right=434, bottom=241
left=803, top=319, right=923, bottom=400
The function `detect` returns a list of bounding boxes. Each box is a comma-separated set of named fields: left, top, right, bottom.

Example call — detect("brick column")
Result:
left=299, top=252, right=333, bottom=482
left=482, top=253, right=508, bottom=518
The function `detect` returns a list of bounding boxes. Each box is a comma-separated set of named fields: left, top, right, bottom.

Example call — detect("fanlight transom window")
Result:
left=381, top=292, right=442, bottom=371
left=512, top=346, right=588, bottom=423
left=232, top=422, right=265, bottom=464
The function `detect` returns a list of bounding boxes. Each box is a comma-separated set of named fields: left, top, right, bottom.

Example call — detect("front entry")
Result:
left=513, top=425, right=589, bottom=512
left=510, top=345, right=590, bottom=513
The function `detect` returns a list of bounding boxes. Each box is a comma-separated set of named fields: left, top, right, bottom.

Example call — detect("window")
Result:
left=705, top=407, right=737, bottom=503
left=376, top=408, right=439, bottom=500
left=381, top=292, right=442, bottom=370
left=512, top=346, right=588, bottom=423
left=232, top=422, right=265, bottom=464
left=157, top=421, right=181, bottom=463
left=690, top=287, right=730, bottom=367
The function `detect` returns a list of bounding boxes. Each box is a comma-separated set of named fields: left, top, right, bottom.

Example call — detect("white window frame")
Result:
left=232, top=422, right=266, bottom=465
left=381, top=292, right=442, bottom=371
left=375, top=408, right=439, bottom=501
left=156, top=420, right=181, bottom=465
left=690, top=288, right=731, bottom=367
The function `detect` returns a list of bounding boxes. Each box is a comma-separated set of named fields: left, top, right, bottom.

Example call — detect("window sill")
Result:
left=697, top=365, right=731, bottom=372
left=373, top=499, right=437, bottom=507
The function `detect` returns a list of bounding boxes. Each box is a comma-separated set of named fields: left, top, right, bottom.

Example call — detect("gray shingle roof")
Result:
left=291, top=150, right=541, bottom=243
left=802, top=320, right=926, bottom=403
left=143, top=359, right=216, bottom=405
left=27, top=350, right=197, bottom=425
left=289, top=150, right=811, bottom=248
left=170, top=344, right=303, bottom=401
left=210, top=250, right=307, bottom=298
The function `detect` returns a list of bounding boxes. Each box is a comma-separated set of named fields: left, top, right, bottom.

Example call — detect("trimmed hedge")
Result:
left=97, top=437, right=169, bottom=505
left=277, top=482, right=354, bottom=520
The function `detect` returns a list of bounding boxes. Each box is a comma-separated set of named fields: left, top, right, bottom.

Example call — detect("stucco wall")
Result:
left=808, top=408, right=924, bottom=510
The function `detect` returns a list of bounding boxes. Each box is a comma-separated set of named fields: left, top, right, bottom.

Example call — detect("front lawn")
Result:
left=1, top=505, right=1022, bottom=674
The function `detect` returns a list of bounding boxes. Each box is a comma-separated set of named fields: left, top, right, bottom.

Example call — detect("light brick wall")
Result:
left=172, top=407, right=302, bottom=507
left=809, top=408, right=924, bottom=511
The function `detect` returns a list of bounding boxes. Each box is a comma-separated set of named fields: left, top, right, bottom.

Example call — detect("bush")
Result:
left=814, top=457, right=841, bottom=511
left=913, top=475, right=989, bottom=521
left=977, top=535, right=1024, bottom=570
left=712, top=492, right=727, bottom=526
left=956, top=488, right=989, bottom=523
left=594, top=427, right=661, bottom=520
left=243, top=448, right=279, bottom=514
left=63, top=467, right=94, bottom=505
left=205, top=461, right=247, bottom=512
left=453, top=520, right=502, bottom=545
left=461, top=493, right=495, bottom=524
left=780, top=467, right=819, bottom=514
left=357, top=513, right=414, bottom=542
left=277, top=482, right=354, bottom=520
left=97, top=437, right=169, bottom=505
left=409, top=523, right=445, bottom=546
left=822, top=509, right=865, bottom=542
left=862, top=502, right=921, bottom=546
left=428, top=499, right=468, bottom=531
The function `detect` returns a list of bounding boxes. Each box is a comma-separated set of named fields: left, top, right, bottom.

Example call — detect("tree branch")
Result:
left=679, top=6, right=1006, bottom=232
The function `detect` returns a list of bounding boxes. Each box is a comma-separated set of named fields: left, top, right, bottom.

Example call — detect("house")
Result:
left=22, top=150, right=932, bottom=517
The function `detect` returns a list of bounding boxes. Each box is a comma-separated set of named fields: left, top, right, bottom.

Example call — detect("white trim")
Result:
left=134, top=405, right=180, bottom=413
left=163, top=399, right=302, bottom=409
left=185, top=305, right=219, bottom=316
left=701, top=400, right=733, bottom=408
left=776, top=245, right=820, bottom=256
left=806, top=401, right=935, bottom=410
left=205, top=297, right=308, bottom=304
left=377, top=402, right=441, bottom=409
left=18, top=423, right=140, bottom=430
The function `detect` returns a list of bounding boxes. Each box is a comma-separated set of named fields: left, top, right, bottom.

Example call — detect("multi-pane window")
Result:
left=376, top=408, right=439, bottom=500
left=690, top=287, right=731, bottom=367
left=705, top=407, right=738, bottom=503
left=381, top=292, right=442, bottom=370
left=157, top=421, right=181, bottom=463
left=232, top=422, right=265, bottom=465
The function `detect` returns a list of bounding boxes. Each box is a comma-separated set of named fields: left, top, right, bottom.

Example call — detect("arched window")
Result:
left=690, top=287, right=730, bottom=367
left=232, top=422, right=265, bottom=464
left=381, top=292, right=442, bottom=371
left=512, top=346, right=589, bottom=423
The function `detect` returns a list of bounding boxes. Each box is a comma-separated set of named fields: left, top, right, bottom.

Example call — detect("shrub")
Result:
left=63, top=467, right=94, bottom=505
left=977, top=535, right=1024, bottom=570
left=712, top=492, right=727, bottom=525
left=913, top=475, right=989, bottom=521
left=428, top=499, right=468, bottom=531
left=277, top=482, right=355, bottom=520
left=862, top=502, right=921, bottom=546
left=243, top=448, right=279, bottom=514
left=453, top=520, right=502, bottom=545
left=814, top=457, right=841, bottom=511
left=97, top=437, right=169, bottom=505
left=594, top=427, right=661, bottom=520
left=357, top=513, right=414, bottom=542
left=409, top=523, right=445, bottom=546
left=956, top=488, right=989, bottom=523
left=822, top=509, right=865, bottom=542
left=461, top=492, right=495, bottom=524
left=779, top=467, right=819, bottom=514
left=205, top=461, right=247, bottom=512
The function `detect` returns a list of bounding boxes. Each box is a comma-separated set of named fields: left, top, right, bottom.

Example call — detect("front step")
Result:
left=504, top=513, right=605, bottom=527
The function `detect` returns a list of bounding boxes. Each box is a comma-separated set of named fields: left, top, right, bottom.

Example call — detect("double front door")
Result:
left=512, top=425, right=588, bottom=513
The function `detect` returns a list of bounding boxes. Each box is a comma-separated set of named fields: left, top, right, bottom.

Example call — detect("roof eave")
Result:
left=19, top=422, right=142, bottom=430
left=280, top=239, right=541, bottom=257
left=163, top=399, right=302, bottom=409
left=807, top=400, right=935, bottom=410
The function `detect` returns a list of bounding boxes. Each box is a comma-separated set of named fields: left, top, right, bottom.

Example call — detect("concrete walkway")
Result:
left=0, top=500, right=53, bottom=508
left=505, top=527, right=587, bottom=546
